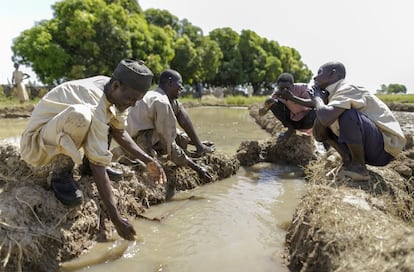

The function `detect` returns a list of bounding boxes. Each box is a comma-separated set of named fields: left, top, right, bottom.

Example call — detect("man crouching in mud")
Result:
left=310, top=61, right=406, bottom=180
left=20, top=59, right=167, bottom=240
left=125, top=69, right=213, bottom=198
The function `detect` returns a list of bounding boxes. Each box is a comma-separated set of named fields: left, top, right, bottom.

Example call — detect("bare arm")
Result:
left=312, top=96, right=345, bottom=127
left=110, top=128, right=167, bottom=184
left=90, top=163, right=136, bottom=240
left=111, top=127, right=153, bottom=164
left=275, top=89, right=315, bottom=108
left=176, top=109, right=201, bottom=147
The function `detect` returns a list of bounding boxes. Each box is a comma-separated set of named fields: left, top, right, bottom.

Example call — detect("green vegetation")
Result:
left=11, top=0, right=311, bottom=93
left=376, top=94, right=414, bottom=103
left=180, top=95, right=266, bottom=107
left=377, top=83, right=407, bottom=94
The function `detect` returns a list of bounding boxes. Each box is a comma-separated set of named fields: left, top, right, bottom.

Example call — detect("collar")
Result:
left=326, top=79, right=345, bottom=96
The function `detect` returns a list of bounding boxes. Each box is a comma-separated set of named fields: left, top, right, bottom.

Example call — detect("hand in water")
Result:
left=114, top=217, right=136, bottom=241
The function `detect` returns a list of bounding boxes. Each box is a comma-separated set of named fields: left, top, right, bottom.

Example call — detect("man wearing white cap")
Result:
left=20, top=59, right=166, bottom=240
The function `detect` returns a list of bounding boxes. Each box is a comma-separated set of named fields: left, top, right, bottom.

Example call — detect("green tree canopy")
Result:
left=387, top=83, right=407, bottom=94
left=12, top=0, right=313, bottom=90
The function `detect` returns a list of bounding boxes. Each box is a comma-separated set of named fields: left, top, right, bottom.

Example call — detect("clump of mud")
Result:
left=0, top=140, right=239, bottom=271
left=235, top=104, right=315, bottom=167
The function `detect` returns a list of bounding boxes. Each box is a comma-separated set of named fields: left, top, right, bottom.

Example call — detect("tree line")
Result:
left=12, top=0, right=312, bottom=94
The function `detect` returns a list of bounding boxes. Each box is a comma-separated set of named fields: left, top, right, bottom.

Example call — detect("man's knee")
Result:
left=65, top=105, right=93, bottom=129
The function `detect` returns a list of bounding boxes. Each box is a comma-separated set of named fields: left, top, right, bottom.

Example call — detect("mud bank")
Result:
left=249, top=103, right=414, bottom=271
left=0, top=141, right=239, bottom=271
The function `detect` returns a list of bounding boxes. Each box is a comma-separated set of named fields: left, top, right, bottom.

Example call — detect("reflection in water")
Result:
left=1, top=107, right=306, bottom=272
left=77, top=165, right=305, bottom=272
left=0, top=118, right=28, bottom=144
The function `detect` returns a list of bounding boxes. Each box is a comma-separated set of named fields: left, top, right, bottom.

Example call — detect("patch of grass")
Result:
left=376, top=94, right=414, bottom=104
left=0, top=96, right=38, bottom=109
left=180, top=95, right=267, bottom=107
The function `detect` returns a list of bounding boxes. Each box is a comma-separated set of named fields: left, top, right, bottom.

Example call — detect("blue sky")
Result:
left=2, top=0, right=414, bottom=93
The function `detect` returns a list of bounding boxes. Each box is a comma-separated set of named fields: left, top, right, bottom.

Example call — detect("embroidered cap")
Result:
left=113, top=59, right=153, bottom=92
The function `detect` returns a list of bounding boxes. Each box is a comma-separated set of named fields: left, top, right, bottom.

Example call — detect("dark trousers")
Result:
left=270, top=101, right=316, bottom=130
left=336, top=109, right=393, bottom=166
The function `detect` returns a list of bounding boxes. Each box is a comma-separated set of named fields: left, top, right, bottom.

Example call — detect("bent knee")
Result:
left=65, top=105, right=93, bottom=128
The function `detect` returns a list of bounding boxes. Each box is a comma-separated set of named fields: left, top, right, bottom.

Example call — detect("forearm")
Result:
left=177, top=111, right=202, bottom=147
left=91, top=164, right=121, bottom=223
left=289, top=96, right=315, bottom=108
left=111, top=128, right=154, bottom=164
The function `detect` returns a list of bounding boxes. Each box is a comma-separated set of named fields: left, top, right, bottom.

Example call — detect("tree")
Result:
left=209, top=28, right=243, bottom=86
left=376, top=84, right=388, bottom=94
left=239, top=30, right=268, bottom=92
left=12, top=0, right=160, bottom=84
left=144, top=8, right=179, bottom=31
left=387, top=83, right=407, bottom=94
left=170, top=35, right=198, bottom=82
left=195, top=37, right=223, bottom=83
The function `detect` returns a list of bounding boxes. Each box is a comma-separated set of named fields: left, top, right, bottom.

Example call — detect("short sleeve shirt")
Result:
left=127, top=87, right=180, bottom=156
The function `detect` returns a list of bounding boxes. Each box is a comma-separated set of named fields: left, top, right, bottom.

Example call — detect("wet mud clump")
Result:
left=236, top=103, right=315, bottom=167
left=0, top=140, right=239, bottom=271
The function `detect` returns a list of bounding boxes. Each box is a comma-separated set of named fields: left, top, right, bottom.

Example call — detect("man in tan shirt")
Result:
left=310, top=61, right=406, bottom=180
left=20, top=59, right=166, bottom=240
left=126, top=69, right=213, bottom=198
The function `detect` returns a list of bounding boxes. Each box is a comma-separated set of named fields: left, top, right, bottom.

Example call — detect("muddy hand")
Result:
left=114, top=217, right=136, bottom=241
left=196, top=166, right=213, bottom=183
left=197, top=142, right=215, bottom=156
left=146, top=160, right=167, bottom=185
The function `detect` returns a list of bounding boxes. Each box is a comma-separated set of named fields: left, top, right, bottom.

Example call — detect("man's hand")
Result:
left=146, top=160, right=167, bottom=185
left=195, top=165, right=213, bottom=183
left=195, top=142, right=215, bottom=156
left=274, top=88, right=294, bottom=100
left=259, top=98, right=276, bottom=116
left=309, top=85, right=329, bottom=103
left=114, top=217, right=136, bottom=241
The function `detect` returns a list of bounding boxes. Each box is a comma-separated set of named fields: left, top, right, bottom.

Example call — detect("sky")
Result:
left=1, top=0, right=413, bottom=93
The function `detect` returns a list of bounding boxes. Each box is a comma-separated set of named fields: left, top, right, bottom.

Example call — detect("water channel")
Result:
left=0, top=107, right=307, bottom=272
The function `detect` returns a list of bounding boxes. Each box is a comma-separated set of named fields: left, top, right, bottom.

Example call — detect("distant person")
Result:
left=12, top=63, right=30, bottom=103
left=310, top=61, right=406, bottom=180
left=196, top=80, right=203, bottom=100
left=20, top=59, right=166, bottom=240
left=125, top=69, right=214, bottom=197
left=259, top=73, right=318, bottom=140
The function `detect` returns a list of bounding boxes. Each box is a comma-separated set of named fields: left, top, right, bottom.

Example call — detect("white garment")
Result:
left=21, top=76, right=128, bottom=167
left=326, top=80, right=406, bottom=157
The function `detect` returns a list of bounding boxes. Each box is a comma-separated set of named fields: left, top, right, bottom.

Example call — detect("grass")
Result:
left=180, top=95, right=267, bottom=107
left=375, top=94, right=414, bottom=103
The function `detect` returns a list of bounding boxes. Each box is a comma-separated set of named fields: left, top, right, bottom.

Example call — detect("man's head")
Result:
left=313, top=61, right=346, bottom=89
left=107, top=59, right=153, bottom=112
left=276, top=73, right=295, bottom=92
left=159, top=69, right=184, bottom=100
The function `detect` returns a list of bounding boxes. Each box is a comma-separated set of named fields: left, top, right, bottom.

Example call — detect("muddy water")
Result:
left=0, top=107, right=307, bottom=272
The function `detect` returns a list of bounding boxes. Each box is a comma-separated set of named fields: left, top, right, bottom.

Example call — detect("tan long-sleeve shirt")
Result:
left=20, top=76, right=127, bottom=167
